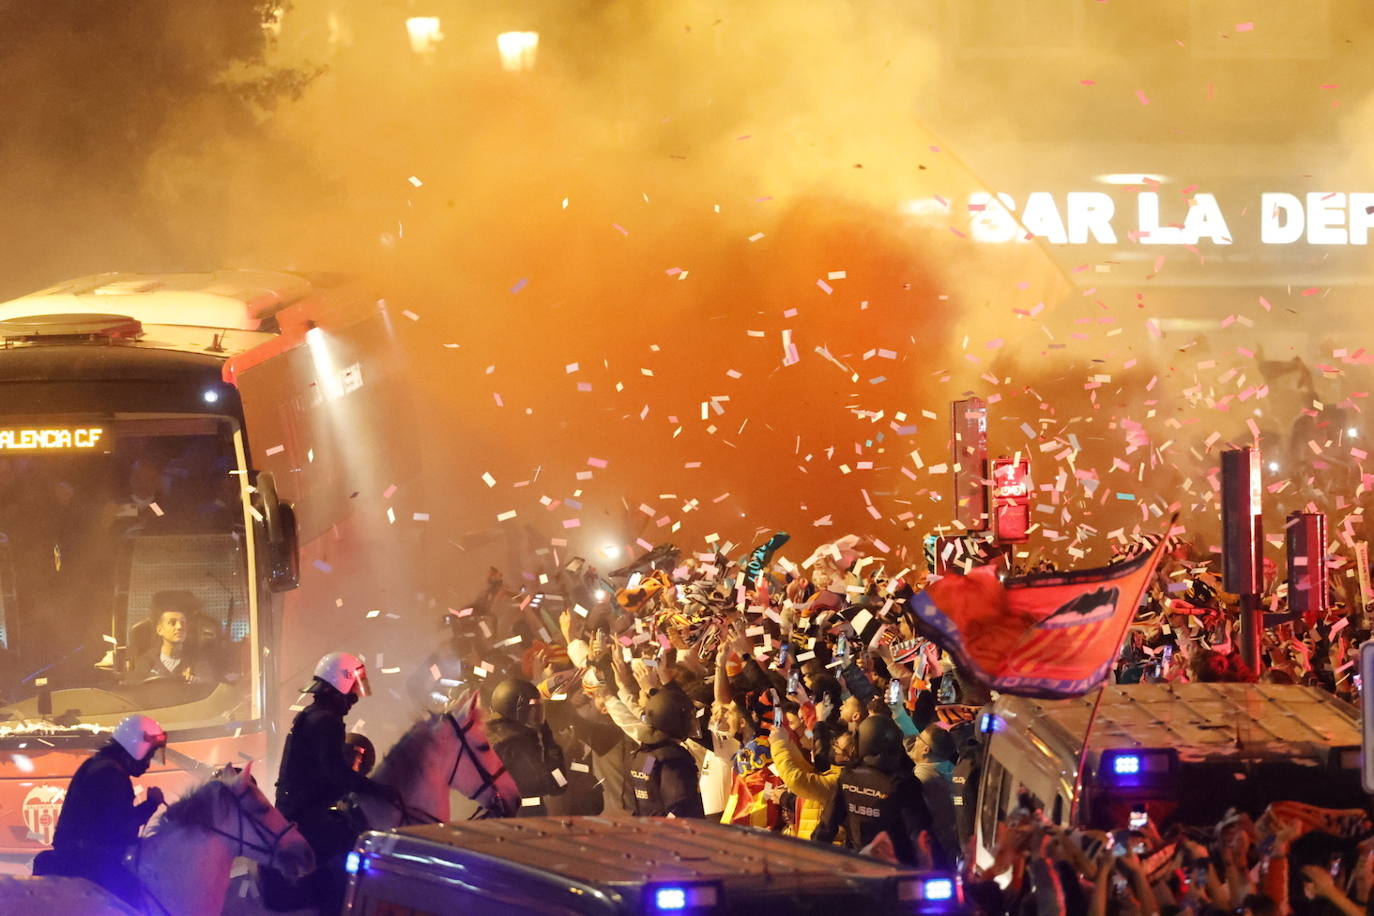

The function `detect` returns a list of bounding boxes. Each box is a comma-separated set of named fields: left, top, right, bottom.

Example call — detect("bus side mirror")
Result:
left=254, top=471, right=300, bottom=592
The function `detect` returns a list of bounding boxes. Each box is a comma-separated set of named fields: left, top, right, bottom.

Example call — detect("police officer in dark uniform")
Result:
left=487, top=678, right=568, bottom=816
left=276, top=652, right=392, bottom=852
left=631, top=684, right=705, bottom=818
left=33, top=714, right=167, bottom=907
left=269, top=651, right=393, bottom=911
left=812, top=715, right=937, bottom=866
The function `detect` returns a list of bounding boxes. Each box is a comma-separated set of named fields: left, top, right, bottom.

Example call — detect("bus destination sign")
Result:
left=0, top=427, right=105, bottom=451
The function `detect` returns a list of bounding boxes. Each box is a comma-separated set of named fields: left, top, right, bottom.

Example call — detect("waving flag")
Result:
left=911, top=541, right=1165, bottom=698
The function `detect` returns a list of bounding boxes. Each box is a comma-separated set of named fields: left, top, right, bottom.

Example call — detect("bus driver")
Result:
left=131, top=592, right=218, bottom=684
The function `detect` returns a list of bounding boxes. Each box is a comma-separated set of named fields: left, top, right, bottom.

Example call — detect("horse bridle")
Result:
left=134, top=779, right=298, bottom=916
left=443, top=710, right=511, bottom=818
left=200, top=782, right=299, bottom=866
left=388, top=711, right=512, bottom=825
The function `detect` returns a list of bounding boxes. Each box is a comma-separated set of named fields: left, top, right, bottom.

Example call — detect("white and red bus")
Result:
left=0, top=270, right=418, bottom=857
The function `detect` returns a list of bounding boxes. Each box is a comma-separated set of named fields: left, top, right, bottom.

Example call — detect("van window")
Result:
left=1052, top=794, right=1064, bottom=825
left=980, top=758, right=1006, bottom=843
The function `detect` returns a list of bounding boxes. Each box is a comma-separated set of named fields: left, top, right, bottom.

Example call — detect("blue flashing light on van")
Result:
left=653, top=887, right=687, bottom=910
left=923, top=878, right=955, bottom=900
left=1112, top=754, right=1140, bottom=775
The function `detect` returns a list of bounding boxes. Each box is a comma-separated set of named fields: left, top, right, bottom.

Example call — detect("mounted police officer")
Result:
left=630, top=683, right=705, bottom=818
left=812, top=714, right=939, bottom=866
left=486, top=678, right=567, bottom=816
left=33, top=714, right=168, bottom=907
left=275, top=652, right=393, bottom=860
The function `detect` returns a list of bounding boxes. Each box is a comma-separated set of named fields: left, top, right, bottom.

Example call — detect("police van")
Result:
left=971, top=682, right=1365, bottom=871
left=342, top=816, right=968, bottom=915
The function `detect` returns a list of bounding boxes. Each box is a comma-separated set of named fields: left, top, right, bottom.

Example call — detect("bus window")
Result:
left=0, top=416, right=258, bottom=735
left=980, top=758, right=1006, bottom=844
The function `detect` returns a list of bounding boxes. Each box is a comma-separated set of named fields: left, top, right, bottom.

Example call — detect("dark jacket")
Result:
left=275, top=685, right=387, bottom=822
left=631, top=739, right=705, bottom=819
left=34, top=741, right=159, bottom=905
left=487, top=717, right=568, bottom=817
left=51, top=742, right=158, bottom=854
left=130, top=646, right=215, bottom=684
left=812, top=763, right=935, bottom=866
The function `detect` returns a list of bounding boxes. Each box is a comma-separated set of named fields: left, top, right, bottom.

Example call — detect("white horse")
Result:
left=235, top=690, right=521, bottom=914
left=0, top=761, right=313, bottom=916
left=355, top=689, right=522, bottom=829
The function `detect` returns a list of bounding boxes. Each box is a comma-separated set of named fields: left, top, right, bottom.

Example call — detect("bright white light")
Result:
left=1268, top=461, right=1280, bottom=472
left=1096, top=173, right=1168, bottom=185
left=601, top=544, right=620, bottom=559
left=497, top=31, right=539, bottom=72
left=594, top=589, right=606, bottom=602
left=306, top=326, right=345, bottom=401
left=1349, top=428, right=1358, bottom=436
left=202, top=389, right=220, bottom=404
left=406, top=17, right=444, bottom=55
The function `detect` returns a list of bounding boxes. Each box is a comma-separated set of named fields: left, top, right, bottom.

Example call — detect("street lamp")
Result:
left=497, top=31, right=539, bottom=72
left=406, top=17, right=444, bottom=56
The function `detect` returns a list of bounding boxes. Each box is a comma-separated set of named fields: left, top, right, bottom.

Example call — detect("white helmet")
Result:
left=313, top=651, right=370, bottom=698
left=113, top=714, right=167, bottom=764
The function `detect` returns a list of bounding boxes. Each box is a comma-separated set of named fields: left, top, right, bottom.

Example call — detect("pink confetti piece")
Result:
left=587, top=456, right=609, bottom=468
left=816, top=279, right=834, bottom=294
left=1135, top=89, right=1150, bottom=106
left=1235, top=21, right=1254, bottom=31
left=511, top=278, right=528, bottom=294
left=611, top=223, right=629, bottom=236
left=265, top=444, right=285, bottom=456
left=382, top=484, right=398, bottom=499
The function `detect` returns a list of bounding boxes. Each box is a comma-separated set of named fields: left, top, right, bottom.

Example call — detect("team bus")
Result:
left=0, top=270, right=418, bottom=857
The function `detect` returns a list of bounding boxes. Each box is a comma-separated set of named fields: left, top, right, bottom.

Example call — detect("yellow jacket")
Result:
left=767, top=731, right=841, bottom=839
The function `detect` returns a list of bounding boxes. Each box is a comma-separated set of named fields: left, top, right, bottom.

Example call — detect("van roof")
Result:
left=357, top=816, right=919, bottom=888
left=995, top=682, right=1359, bottom=764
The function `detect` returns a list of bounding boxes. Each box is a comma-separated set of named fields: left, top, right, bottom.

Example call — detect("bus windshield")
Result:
left=0, top=415, right=256, bottom=740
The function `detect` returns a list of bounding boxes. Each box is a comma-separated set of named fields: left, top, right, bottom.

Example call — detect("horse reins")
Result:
left=444, top=710, right=511, bottom=817
left=386, top=711, right=510, bottom=825
left=134, top=779, right=296, bottom=915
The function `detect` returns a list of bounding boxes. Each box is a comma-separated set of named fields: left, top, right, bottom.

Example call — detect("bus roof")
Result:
left=2, top=270, right=316, bottom=332
left=993, top=682, right=1360, bottom=765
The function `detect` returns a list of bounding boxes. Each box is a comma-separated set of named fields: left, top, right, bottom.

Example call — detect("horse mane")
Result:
left=153, top=770, right=234, bottom=835
left=374, top=714, right=443, bottom=795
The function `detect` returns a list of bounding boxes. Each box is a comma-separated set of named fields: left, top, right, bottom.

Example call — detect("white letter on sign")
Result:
left=1307, top=192, right=1347, bottom=245
left=1020, top=192, right=1068, bottom=245
left=1183, top=193, right=1231, bottom=245
left=1261, top=192, right=1304, bottom=244
left=1137, top=193, right=1184, bottom=244
left=1066, top=192, right=1116, bottom=244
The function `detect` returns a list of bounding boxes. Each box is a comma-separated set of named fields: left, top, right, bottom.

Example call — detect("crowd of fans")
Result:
left=404, top=530, right=1374, bottom=916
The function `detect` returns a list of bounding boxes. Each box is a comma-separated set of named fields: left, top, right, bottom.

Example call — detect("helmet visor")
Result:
left=353, top=666, right=371, bottom=698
